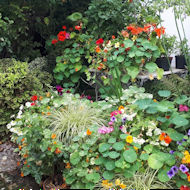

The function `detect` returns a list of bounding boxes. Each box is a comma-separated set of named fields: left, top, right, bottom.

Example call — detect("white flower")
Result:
left=25, top=102, right=31, bottom=108
left=160, top=140, right=169, bottom=147
left=114, top=42, right=120, bottom=48
left=7, top=124, right=11, bottom=129
left=154, top=128, right=162, bottom=135
left=51, top=96, right=54, bottom=99
left=150, top=141, right=159, bottom=145
left=19, top=105, right=24, bottom=110
left=133, top=137, right=146, bottom=145
left=146, top=131, right=152, bottom=136
left=10, top=114, right=15, bottom=118
left=126, top=113, right=137, bottom=121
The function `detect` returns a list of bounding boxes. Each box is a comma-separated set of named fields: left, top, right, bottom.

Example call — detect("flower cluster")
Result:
left=98, top=126, right=114, bottom=134
left=51, top=25, right=82, bottom=45
left=102, top=179, right=126, bottom=189
left=159, top=132, right=172, bottom=144
left=179, top=104, right=189, bottom=112
left=167, top=164, right=190, bottom=182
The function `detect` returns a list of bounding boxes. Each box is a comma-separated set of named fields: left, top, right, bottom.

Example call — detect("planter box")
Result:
left=175, top=55, right=186, bottom=69
left=156, top=57, right=172, bottom=71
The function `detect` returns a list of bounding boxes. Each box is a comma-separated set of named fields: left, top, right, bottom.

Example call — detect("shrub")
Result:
left=0, top=58, right=51, bottom=138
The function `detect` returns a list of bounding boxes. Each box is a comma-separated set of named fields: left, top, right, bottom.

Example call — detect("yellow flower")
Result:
left=149, top=74, right=154, bottom=80
left=184, top=150, right=189, bottom=156
left=126, top=135, right=133, bottom=143
left=120, top=183, right=126, bottom=189
left=118, top=105, right=124, bottom=111
left=102, top=180, right=109, bottom=186
left=114, top=42, right=120, bottom=48
left=47, top=106, right=50, bottom=110
left=186, top=155, right=190, bottom=163
left=153, top=99, right=157, bottom=102
left=188, top=175, right=190, bottom=182
left=46, top=92, right=51, bottom=97
left=115, top=179, right=121, bottom=186
left=132, top=35, right=137, bottom=41
left=63, top=61, right=67, bottom=64
left=53, top=141, right=57, bottom=145
left=133, top=146, right=138, bottom=151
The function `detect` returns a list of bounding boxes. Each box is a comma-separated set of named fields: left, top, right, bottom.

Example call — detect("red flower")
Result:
left=31, top=102, right=36, bottom=106
left=165, top=115, right=170, bottom=119
left=129, top=0, right=133, bottom=2
left=126, top=25, right=134, bottom=31
left=75, top=25, right=81, bottom=31
left=164, top=135, right=172, bottom=144
left=69, top=27, right=73, bottom=31
left=154, top=27, right=165, bottom=38
left=51, top=39, right=58, bottom=45
left=62, top=25, right=67, bottom=30
left=31, top=95, right=38, bottom=101
left=180, top=185, right=190, bottom=190
left=57, top=31, right=66, bottom=41
left=96, top=38, right=104, bottom=45
left=112, top=35, right=115, bottom=39
left=125, top=47, right=131, bottom=52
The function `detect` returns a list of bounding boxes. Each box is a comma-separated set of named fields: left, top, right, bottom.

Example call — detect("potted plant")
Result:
left=156, top=35, right=177, bottom=71
left=175, top=38, right=189, bottom=69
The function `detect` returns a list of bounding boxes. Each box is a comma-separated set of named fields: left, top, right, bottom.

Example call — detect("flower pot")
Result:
left=156, top=57, right=172, bottom=71
left=175, top=55, right=186, bottom=69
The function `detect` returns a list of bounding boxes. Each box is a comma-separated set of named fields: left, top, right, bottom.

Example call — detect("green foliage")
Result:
left=0, top=58, right=51, bottom=137
left=47, top=97, right=106, bottom=144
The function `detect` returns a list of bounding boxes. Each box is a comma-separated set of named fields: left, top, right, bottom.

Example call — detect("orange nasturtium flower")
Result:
left=87, top=129, right=92, bottom=136
left=55, top=148, right=61, bottom=154
left=65, top=162, right=71, bottom=169
left=51, top=133, right=56, bottom=139
left=27, top=165, right=30, bottom=168
left=120, top=183, right=126, bottom=189
left=47, top=112, right=51, bottom=116
left=19, top=145, right=22, bottom=150
left=39, top=96, right=43, bottom=101
left=24, top=160, right=27, bottom=165
left=21, top=172, right=24, bottom=177
left=21, top=138, right=25, bottom=142
left=118, top=105, right=124, bottom=111
left=164, top=135, right=172, bottom=144
left=48, top=147, right=51, bottom=151
left=23, top=154, right=28, bottom=158
left=154, top=26, right=165, bottom=38
left=159, top=132, right=166, bottom=141
left=17, top=161, right=20, bottom=166
left=95, top=46, right=101, bottom=53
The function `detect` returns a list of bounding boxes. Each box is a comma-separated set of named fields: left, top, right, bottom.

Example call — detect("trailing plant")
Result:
left=89, top=23, right=164, bottom=100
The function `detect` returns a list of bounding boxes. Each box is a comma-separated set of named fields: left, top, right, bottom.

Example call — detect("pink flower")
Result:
left=65, top=33, right=70, bottom=39
left=179, top=104, right=189, bottom=112
left=98, top=126, right=114, bottom=134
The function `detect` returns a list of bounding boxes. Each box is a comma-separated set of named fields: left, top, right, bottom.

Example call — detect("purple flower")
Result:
left=111, top=116, right=116, bottom=122
left=119, top=126, right=123, bottom=130
left=177, top=141, right=182, bottom=145
left=169, top=150, right=175, bottom=154
left=167, top=169, right=175, bottom=179
left=86, top=95, right=92, bottom=100
left=179, top=164, right=189, bottom=173
left=56, top=85, right=63, bottom=95
left=122, top=117, right=127, bottom=123
left=171, top=166, right=178, bottom=174
left=182, top=139, right=187, bottom=142
left=188, top=129, right=190, bottom=136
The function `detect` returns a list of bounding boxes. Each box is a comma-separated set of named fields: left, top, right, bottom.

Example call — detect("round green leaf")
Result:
left=99, top=143, right=111, bottom=153
left=172, top=115, right=189, bottom=127
left=123, top=149, right=137, bottom=163
left=103, top=171, right=114, bottom=180
left=117, top=55, right=125, bottom=62
left=105, top=160, right=115, bottom=170
left=113, top=142, right=125, bottom=151
left=140, top=153, right=149, bottom=160
left=145, top=62, right=157, bottom=73
left=108, top=137, right=116, bottom=144
left=158, top=169, right=170, bottom=182
left=148, top=153, right=163, bottom=169
left=108, top=151, right=120, bottom=159
left=158, top=90, right=171, bottom=97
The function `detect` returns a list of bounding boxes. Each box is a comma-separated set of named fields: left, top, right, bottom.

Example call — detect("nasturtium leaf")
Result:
left=144, top=144, right=153, bottom=154
left=127, top=66, right=139, bottom=79
left=115, top=158, right=124, bottom=168
left=145, top=62, right=157, bottom=73
left=158, top=90, right=171, bottom=97
left=123, top=149, right=137, bottom=163
left=120, top=134, right=127, bottom=139
left=105, top=160, right=115, bottom=170
left=103, top=171, right=115, bottom=180
left=117, top=55, right=125, bottom=62
left=166, top=128, right=184, bottom=141
left=172, top=115, right=189, bottom=127
left=108, top=137, right=116, bottom=144
left=158, top=169, right=170, bottom=182
left=157, top=116, right=167, bottom=123
left=156, top=68, right=164, bottom=80
left=113, top=142, right=125, bottom=151
left=108, top=151, right=120, bottom=159
left=148, top=153, right=163, bottom=169
left=124, top=39, right=134, bottom=48
left=140, top=153, right=149, bottom=160
left=135, top=98, right=153, bottom=110
left=121, top=74, right=130, bottom=83
left=70, top=151, right=81, bottom=165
